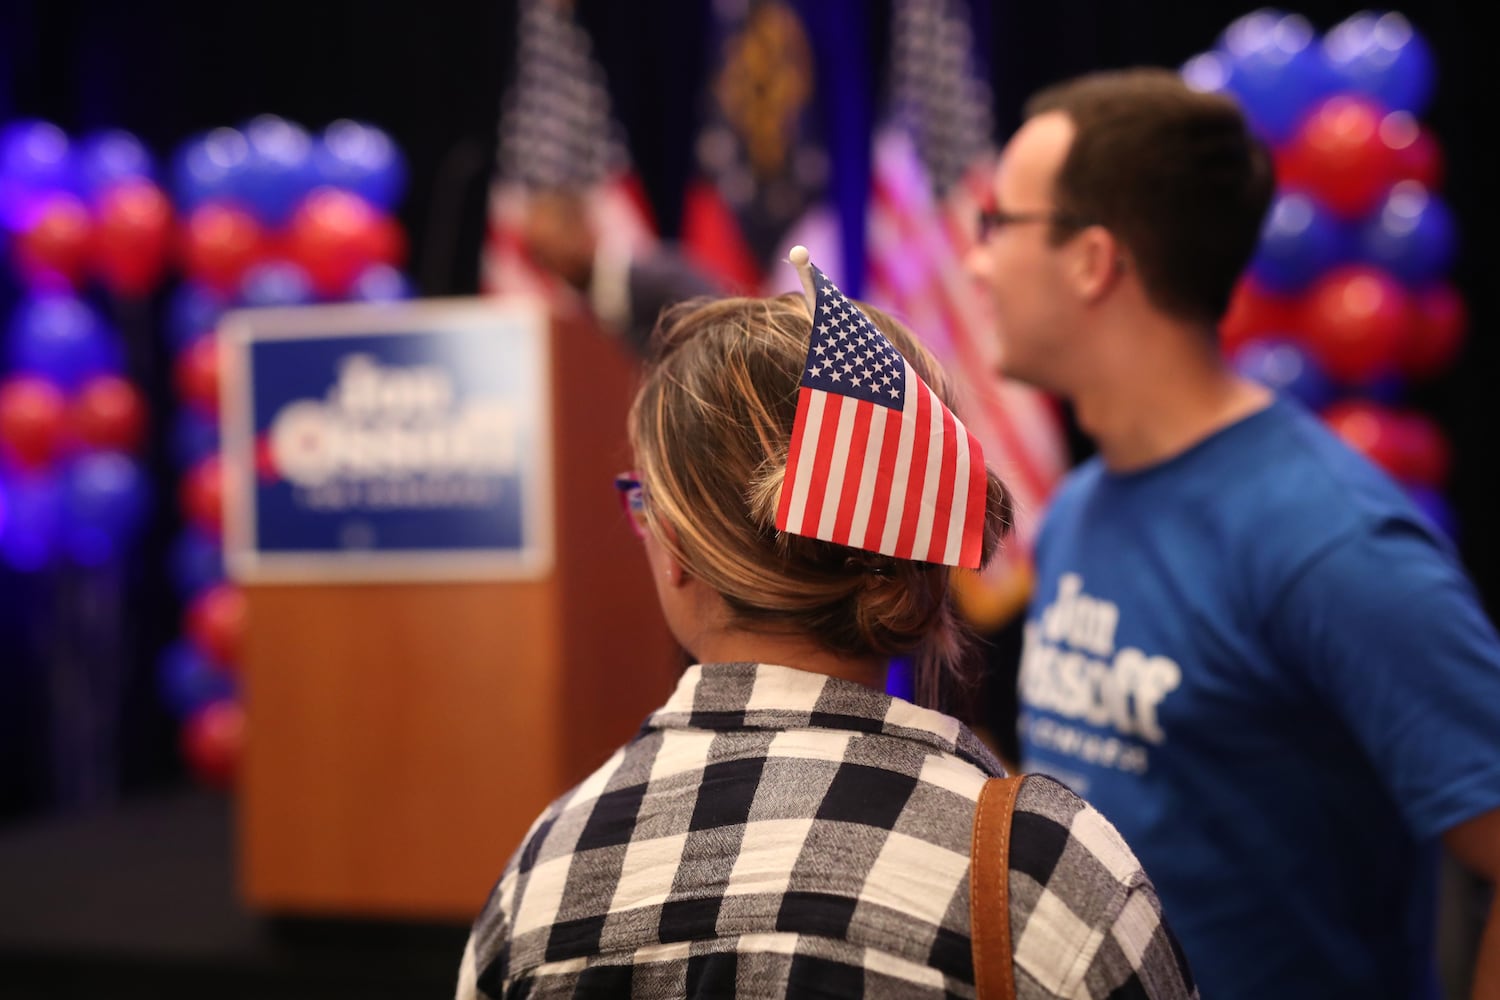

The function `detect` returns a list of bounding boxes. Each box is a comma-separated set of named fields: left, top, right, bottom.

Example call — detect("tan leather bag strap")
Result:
left=970, top=775, right=1026, bottom=1000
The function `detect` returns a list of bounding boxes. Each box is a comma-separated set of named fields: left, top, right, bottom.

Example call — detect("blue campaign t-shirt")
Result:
left=1018, top=395, right=1500, bottom=999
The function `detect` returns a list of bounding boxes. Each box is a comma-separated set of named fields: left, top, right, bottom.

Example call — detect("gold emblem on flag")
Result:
left=714, top=1, right=813, bottom=179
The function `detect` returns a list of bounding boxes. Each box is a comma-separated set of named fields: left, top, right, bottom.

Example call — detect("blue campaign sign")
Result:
left=220, top=298, right=553, bottom=581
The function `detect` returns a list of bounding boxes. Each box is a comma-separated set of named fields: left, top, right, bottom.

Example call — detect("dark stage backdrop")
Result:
left=0, top=0, right=1493, bottom=809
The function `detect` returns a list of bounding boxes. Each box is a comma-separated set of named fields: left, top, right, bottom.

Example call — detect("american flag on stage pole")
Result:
left=864, top=0, right=1068, bottom=619
left=482, top=0, right=656, bottom=299
left=778, top=246, right=987, bottom=569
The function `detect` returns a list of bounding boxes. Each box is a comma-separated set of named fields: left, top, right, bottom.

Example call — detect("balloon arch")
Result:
left=0, top=115, right=411, bottom=791
left=1185, top=8, right=1461, bottom=539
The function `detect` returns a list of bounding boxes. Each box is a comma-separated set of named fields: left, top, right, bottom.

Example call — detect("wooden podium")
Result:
left=232, top=308, right=680, bottom=920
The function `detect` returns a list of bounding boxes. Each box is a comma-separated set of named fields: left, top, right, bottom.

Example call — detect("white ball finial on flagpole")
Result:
left=787, top=245, right=817, bottom=312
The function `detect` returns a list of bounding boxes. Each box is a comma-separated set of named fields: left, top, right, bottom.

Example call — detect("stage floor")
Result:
left=0, top=788, right=470, bottom=999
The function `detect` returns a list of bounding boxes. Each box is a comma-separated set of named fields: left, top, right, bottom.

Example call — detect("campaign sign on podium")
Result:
left=223, top=299, right=680, bottom=920
left=220, top=298, right=552, bottom=582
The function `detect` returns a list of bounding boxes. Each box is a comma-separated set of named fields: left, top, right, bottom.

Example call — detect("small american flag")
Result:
left=778, top=247, right=987, bottom=569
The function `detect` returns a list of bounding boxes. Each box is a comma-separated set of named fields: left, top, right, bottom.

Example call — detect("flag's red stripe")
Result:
left=860, top=404, right=905, bottom=553
left=830, top=400, right=875, bottom=546
left=924, top=401, right=960, bottom=563
left=894, top=385, right=934, bottom=560
left=615, top=172, right=659, bottom=233
left=682, top=180, right=764, bottom=293
left=800, top=392, right=846, bottom=538
left=960, top=428, right=988, bottom=569
left=776, top=386, right=816, bottom=529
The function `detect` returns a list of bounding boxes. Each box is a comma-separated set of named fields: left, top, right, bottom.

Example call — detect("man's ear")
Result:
left=1070, top=226, right=1127, bottom=303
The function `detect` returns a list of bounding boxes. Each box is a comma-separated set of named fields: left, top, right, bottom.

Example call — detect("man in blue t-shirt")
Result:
left=966, top=68, right=1500, bottom=997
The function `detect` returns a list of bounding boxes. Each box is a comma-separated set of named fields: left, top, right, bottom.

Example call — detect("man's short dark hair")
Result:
left=1025, top=67, right=1274, bottom=327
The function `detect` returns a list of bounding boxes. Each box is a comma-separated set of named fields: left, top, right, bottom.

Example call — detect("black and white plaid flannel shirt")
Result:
left=458, top=662, right=1196, bottom=999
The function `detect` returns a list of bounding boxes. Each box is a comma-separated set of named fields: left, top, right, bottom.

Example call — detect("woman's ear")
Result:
left=664, top=550, right=689, bottom=588
left=648, top=518, right=691, bottom=588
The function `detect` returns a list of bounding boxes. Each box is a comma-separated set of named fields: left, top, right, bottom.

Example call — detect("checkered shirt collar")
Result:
left=645, top=662, right=1004, bottom=775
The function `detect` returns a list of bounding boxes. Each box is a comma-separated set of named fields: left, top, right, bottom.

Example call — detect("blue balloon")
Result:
left=1216, top=12, right=1336, bottom=143
left=1358, top=182, right=1457, bottom=286
left=1323, top=11, right=1436, bottom=114
left=235, top=115, right=318, bottom=226
left=6, top=294, right=123, bottom=390
left=0, top=119, right=73, bottom=186
left=1233, top=337, right=1336, bottom=410
left=1218, top=8, right=1288, bottom=57
left=157, top=640, right=236, bottom=719
left=312, top=119, right=408, bottom=209
left=1404, top=483, right=1458, bottom=542
left=171, top=410, right=221, bottom=468
left=0, top=472, right=63, bottom=572
left=75, top=129, right=155, bottom=200
left=0, top=119, right=76, bottom=231
left=169, top=529, right=225, bottom=596
left=238, top=259, right=316, bottom=307
left=348, top=263, right=414, bottom=303
left=166, top=282, right=228, bottom=351
left=1180, top=51, right=1234, bottom=97
left=170, top=127, right=251, bottom=211
left=61, top=452, right=150, bottom=565
left=1249, top=192, right=1350, bottom=293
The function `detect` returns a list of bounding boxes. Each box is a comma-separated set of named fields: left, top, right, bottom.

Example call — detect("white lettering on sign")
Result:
left=269, top=354, right=519, bottom=488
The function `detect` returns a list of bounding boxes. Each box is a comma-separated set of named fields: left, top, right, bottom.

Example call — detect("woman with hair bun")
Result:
left=457, top=249, right=1197, bottom=1000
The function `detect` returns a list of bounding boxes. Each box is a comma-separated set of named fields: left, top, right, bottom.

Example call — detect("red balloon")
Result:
left=1279, top=95, right=1403, bottom=219
left=1299, top=266, right=1411, bottom=384
left=371, top=214, right=408, bottom=269
left=92, top=180, right=174, bottom=298
left=181, top=453, right=224, bottom=536
left=1398, top=283, right=1467, bottom=380
left=284, top=188, right=398, bottom=297
left=181, top=698, right=245, bottom=790
left=1322, top=400, right=1406, bottom=478
left=179, top=201, right=268, bottom=293
left=13, top=193, right=93, bottom=289
left=1391, top=411, right=1451, bottom=487
left=185, top=582, right=248, bottom=670
left=1220, top=276, right=1301, bottom=356
left=70, top=374, right=148, bottom=453
left=173, top=334, right=221, bottom=417
left=1380, top=112, right=1444, bottom=190
left=0, top=376, right=68, bottom=470
left=1323, top=401, right=1451, bottom=487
